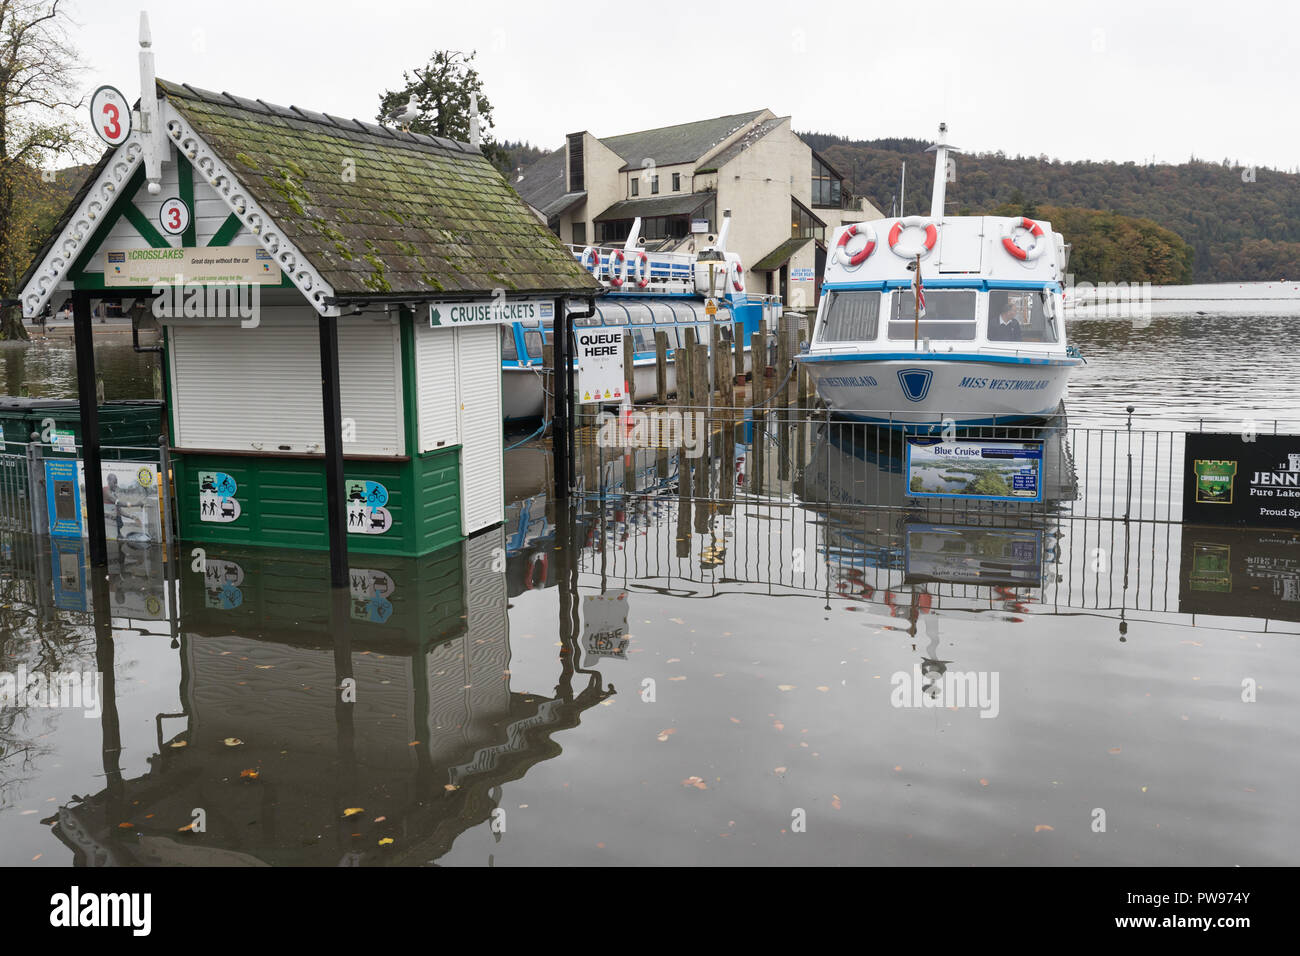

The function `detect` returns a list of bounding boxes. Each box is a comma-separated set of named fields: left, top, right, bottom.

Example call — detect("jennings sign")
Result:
left=1183, top=432, right=1300, bottom=528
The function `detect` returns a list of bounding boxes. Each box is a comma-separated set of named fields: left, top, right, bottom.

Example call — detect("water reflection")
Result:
left=0, top=523, right=621, bottom=866
left=2, top=420, right=1298, bottom=865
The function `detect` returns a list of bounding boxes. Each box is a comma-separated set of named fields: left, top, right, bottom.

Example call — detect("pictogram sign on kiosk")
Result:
left=576, top=328, right=624, bottom=404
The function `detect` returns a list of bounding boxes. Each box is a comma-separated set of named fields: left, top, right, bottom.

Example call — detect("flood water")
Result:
left=1, top=289, right=1298, bottom=866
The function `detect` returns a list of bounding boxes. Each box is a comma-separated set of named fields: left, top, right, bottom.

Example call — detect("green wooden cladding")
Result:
left=179, top=541, right=466, bottom=650
left=172, top=446, right=461, bottom=557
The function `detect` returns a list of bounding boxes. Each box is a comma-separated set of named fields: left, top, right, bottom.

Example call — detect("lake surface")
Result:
left=1, top=287, right=1297, bottom=866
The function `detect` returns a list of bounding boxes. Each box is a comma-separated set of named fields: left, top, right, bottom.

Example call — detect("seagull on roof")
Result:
left=383, top=94, right=419, bottom=132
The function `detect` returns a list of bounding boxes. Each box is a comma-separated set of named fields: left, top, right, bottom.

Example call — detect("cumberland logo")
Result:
left=1194, top=459, right=1237, bottom=505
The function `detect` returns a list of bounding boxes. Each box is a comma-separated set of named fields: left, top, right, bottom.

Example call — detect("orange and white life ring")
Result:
left=834, top=223, right=877, bottom=268
left=633, top=251, right=650, bottom=288
left=1001, top=218, right=1047, bottom=261
left=887, top=216, right=938, bottom=259
left=581, top=246, right=601, bottom=273
left=609, top=249, right=628, bottom=288
left=525, top=552, right=548, bottom=590
left=731, top=261, right=745, bottom=292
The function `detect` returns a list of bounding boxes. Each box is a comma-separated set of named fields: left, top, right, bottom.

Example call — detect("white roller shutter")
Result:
left=415, top=323, right=460, bottom=452
left=338, top=318, right=404, bottom=457
left=455, top=325, right=503, bottom=534
left=167, top=311, right=403, bottom=457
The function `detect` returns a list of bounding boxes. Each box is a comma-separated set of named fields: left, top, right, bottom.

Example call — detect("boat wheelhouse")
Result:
left=798, top=125, right=1082, bottom=426
left=502, top=214, right=782, bottom=420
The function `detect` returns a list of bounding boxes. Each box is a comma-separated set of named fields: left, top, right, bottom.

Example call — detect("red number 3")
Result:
left=168, top=206, right=182, bottom=230
left=101, top=103, right=121, bottom=139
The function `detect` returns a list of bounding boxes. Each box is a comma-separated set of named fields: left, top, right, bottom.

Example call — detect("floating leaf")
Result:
left=239, top=768, right=259, bottom=780
left=777, top=684, right=795, bottom=692
left=169, top=740, right=188, bottom=749
left=656, top=728, right=676, bottom=742
left=343, top=808, right=364, bottom=817
left=682, top=776, right=708, bottom=790
left=831, top=794, right=842, bottom=810
left=378, top=837, right=394, bottom=846
left=1034, top=824, right=1054, bottom=832
left=223, top=737, right=243, bottom=747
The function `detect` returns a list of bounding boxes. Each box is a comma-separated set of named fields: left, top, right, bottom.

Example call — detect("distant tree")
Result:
left=376, top=50, right=512, bottom=175
left=0, top=0, right=87, bottom=341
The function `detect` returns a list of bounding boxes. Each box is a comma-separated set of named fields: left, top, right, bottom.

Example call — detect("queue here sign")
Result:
left=576, top=329, right=623, bottom=404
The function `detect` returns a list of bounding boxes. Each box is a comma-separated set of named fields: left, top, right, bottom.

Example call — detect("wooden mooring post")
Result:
left=655, top=330, right=669, bottom=404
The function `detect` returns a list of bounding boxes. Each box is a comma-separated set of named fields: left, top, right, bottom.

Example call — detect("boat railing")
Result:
left=564, top=242, right=700, bottom=295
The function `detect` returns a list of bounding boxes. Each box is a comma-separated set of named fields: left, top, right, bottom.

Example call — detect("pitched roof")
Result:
left=600, top=110, right=767, bottom=171
left=697, top=117, right=786, bottom=172
left=594, top=191, right=713, bottom=222
left=511, top=146, right=586, bottom=219
left=159, top=80, right=598, bottom=300
left=752, top=236, right=812, bottom=272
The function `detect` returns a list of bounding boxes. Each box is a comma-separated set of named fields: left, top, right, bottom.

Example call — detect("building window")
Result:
left=572, top=221, right=586, bottom=246
left=651, top=175, right=659, bottom=195
left=567, top=133, right=584, bottom=192
left=672, top=172, right=681, bottom=191
left=791, top=198, right=826, bottom=242
left=811, top=154, right=843, bottom=208
left=631, top=178, right=639, bottom=197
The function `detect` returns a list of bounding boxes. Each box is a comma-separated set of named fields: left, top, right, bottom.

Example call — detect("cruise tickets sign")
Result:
left=429, top=298, right=554, bottom=327
left=1183, top=432, right=1300, bottom=528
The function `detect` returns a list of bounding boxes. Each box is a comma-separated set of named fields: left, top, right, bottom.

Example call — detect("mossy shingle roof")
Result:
left=159, top=79, right=599, bottom=300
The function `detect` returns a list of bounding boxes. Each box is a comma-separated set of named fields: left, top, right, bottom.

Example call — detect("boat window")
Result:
left=888, top=290, right=977, bottom=340
left=632, top=328, right=653, bottom=352
left=675, top=302, right=697, bottom=323
left=500, top=325, right=519, bottom=361
left=987, top=290, right=1059, bottom=343
left=817, top=290, right=881, bottom=343
left=523, top=330, right=543, bottom=357
left=574, top=310, right=601, bottom=327
left=635, top=302, right=674, bottom=325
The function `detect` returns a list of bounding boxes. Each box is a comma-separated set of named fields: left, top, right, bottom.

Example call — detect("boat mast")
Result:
left=924, top=122, right=960, bottom=220
left=899, top=161, right=906, bottom=217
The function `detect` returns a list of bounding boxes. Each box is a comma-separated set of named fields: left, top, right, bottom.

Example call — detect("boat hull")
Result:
left=799, top=353, right=1080, bottom=426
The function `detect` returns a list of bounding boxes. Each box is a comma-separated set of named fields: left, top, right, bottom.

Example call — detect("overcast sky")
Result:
left=70, top=0, right=1298, bottom=171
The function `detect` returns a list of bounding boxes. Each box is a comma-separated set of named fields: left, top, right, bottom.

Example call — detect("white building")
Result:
left=514, top=110, right=882, bottom=308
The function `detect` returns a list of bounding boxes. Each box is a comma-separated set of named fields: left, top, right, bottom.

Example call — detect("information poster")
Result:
left=1183, top=432, right=1300, bottom=528
left=905, top=438, right=1043, bottom=503
left=904, top=523, right=1045, bottom=587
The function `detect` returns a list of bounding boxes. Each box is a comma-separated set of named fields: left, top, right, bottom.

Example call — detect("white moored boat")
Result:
left=798, top=124, right=1083, bottom=426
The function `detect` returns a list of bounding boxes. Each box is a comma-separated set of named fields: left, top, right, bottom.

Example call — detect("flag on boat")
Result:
left=913, top=259, right=926, bottom=318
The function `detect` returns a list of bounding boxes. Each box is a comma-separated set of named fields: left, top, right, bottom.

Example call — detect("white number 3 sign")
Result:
left=90, top=85, right=132, bottom=146
left=159, top=197, right=190, bottom=236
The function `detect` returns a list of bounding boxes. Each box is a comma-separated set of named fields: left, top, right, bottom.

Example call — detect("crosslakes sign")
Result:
left=429, top=299, right=554, bottom=327
left=103, top=246, right=280, bottom=286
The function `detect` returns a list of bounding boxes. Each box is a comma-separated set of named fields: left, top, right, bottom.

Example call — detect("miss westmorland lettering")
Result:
left=49, top=887, right=151, bottom=936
